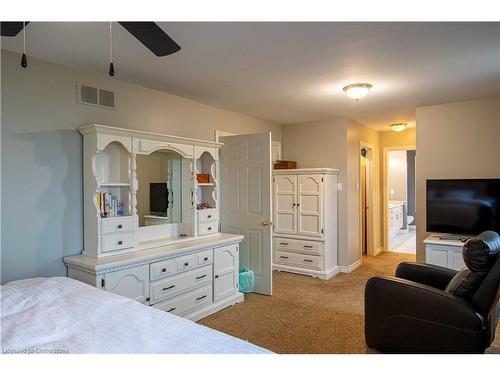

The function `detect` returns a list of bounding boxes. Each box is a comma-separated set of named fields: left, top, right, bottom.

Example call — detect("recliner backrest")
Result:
left=445, top=231, right=500, bottom=310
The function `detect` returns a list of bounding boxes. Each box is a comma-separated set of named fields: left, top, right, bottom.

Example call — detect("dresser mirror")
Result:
left=136, top=150, right=183, bottom=227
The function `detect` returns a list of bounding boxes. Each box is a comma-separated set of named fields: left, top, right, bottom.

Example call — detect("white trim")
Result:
left=339, top=259, right=362, bottom=273
left=214, top=130, right=238, bottom=142
left=373, top=247, right=383, bottom=256
left=273, top=264, right=340, bottom=280
left=273, top=168, right=340, bottom=175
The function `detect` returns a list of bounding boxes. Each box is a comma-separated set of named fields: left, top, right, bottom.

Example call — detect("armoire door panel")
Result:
left=274, top=174, right=297, bottom=235
left=297, top=174, right=323, bottom=237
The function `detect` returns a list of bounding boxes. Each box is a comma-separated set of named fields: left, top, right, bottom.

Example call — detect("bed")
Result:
left=1, top=277, right=271, bottom=354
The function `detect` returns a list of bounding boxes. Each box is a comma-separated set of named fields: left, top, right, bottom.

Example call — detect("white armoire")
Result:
left=272, top=168, right=339, bottom=279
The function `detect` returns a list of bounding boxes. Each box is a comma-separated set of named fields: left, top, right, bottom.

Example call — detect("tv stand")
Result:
left=423, top=234, right=468, bottom=270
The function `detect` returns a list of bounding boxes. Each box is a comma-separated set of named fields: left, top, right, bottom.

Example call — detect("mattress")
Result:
left=1, top=277, right=271, bottom=354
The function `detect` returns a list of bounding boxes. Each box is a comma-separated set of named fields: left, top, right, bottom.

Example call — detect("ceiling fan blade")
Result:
left=1, top=22, right=30, bottom=37
left=118, top=22, right=181, bottom=57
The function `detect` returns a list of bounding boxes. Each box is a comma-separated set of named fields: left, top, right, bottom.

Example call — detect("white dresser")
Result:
left=272, top=168, right=339, bottom=279
left=423, top=234, right=467, bottom=271
left=65, top=234, right=243, bottom=321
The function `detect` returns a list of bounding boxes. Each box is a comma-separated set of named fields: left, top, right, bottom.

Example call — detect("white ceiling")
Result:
left=2, top=22, right=500, bottom=131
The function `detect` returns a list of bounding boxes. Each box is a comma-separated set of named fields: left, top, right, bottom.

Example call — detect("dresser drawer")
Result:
left=273, top=237, right=323, bottom=255
left=101, top=216, right=136, bottom=235
left=198, top=209, right=218, bottom=224
left=153, top=284, right=212, bottom=317
left=274, top=250, right=321, bottom=270
left=101, top=233, right=135, bottom=253
left=199, top=222, right=218, bottom=236
left=196, top=249, right=213, bottom=266
left=150, top=252, right=199, bottom=281
left=150, top=265, right=212, bottom=303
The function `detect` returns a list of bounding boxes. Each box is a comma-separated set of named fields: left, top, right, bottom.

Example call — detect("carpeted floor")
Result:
left=199, top=252, right=500, bottom=353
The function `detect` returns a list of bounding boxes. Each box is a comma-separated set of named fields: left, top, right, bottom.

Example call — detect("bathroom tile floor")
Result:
left=390, top=230, right=416, bottom=254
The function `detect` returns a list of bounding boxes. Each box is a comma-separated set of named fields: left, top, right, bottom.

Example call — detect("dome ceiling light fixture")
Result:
left=390, top=123, right=408, bottom=132
left=342, top=83, right=373, bottom=100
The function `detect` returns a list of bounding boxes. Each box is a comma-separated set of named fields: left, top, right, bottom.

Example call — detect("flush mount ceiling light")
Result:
left=390, top=123, right=407, bottom=132
left=343, top=83, right=373, bottom=100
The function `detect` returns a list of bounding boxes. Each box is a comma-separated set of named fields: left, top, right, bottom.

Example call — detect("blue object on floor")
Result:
left=239, top=267, right=254, bottom=293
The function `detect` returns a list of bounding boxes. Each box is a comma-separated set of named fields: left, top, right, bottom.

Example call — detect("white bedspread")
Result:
left=1, top=277, right=270, bottom=354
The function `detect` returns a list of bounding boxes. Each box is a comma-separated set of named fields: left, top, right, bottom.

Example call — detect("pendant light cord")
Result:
left=23, top=21, right=26, bottom=54
left=109, top=22, right=113, bottom=63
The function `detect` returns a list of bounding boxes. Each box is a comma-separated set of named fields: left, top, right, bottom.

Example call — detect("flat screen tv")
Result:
left=426, top=179, right=500, bottom=235
left=150, top=183, right=169, bottom=216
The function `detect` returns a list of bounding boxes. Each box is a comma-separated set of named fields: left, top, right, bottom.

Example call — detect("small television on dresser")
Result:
left=150, top=182, right=169, bottom=216
left=426, top=178, right=500, bottom=235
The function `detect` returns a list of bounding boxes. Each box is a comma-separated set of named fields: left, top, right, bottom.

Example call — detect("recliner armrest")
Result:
left=365, top=276, right=485, bottom=353
left=396, top=262, right=458, bottom=290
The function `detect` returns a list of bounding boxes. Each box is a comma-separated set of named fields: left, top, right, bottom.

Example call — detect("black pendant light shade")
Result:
left=108, top=62, right=115, bottom=76
left=21, top=53, right=27, bottom=68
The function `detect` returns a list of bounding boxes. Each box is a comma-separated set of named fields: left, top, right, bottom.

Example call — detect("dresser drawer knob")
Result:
left=203, top=257, right=208, bottom=261
left=162, top=285, right=175, bottom=291
left=304, top=245, right=313, bottom=249
left=117, top=224, right=123, bottom=229
left=280, top=256, right=289, bottom=259
left=161, top=268, right=166, bottom=273
left=208, top=227, right=212, bottom=231
left=118, top=240, right=123, bottom=245
left=207, top=215, right=212, bottom=219
left=215, top=275, right=219, bottom=279
left=196, top=274, right=207, bottom=280
left=196, top=295, right=207, bottom=301
left=304, top=259, right=313, bottom=263
left=167, top=307, right=176, bottom=312
left=184, top=262, right=189, bottom=266
left=280, top=242, right=288, bottom=246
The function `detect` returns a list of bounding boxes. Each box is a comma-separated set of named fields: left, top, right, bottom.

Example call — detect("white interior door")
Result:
left=274, top=174, right=297, bottom=235
left=220, top=133, right=272, bottom=295
left=297, top=174, right=323, bottom=238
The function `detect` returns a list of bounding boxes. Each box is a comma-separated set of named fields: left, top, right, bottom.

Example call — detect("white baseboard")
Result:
left=373, top=247, right=383, bottom=256
left=339, top=259, right=362, bottom=273
left=184, top=292, right=244, bottom=322
left=273, top=264, right=340, bottom=280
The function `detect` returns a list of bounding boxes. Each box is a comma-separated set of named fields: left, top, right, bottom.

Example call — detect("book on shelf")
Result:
left=97, top=192, right=124, bottom=218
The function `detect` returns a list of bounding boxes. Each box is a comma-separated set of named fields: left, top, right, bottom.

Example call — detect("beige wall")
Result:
left=415, top=97, right=500, bottom=262
left=1, top=49, right=281, bottom=283
left=387, top=150, right=408, bottom=202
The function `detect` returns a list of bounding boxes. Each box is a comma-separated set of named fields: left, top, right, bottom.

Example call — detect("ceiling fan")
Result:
left=1, top=22, right=181, bottom=74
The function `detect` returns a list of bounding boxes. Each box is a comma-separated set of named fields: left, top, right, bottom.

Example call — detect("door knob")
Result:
left=262, top=220, right=272, bottom=226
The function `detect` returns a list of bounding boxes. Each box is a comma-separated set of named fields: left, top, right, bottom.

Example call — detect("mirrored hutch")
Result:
left=64, top=125, right=243, bottom=321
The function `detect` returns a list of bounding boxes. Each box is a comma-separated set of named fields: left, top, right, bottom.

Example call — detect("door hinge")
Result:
left=146, top=297, right=150, bottom=302
left=101, top=278, right=105, bottom=288
left=321, top=177, right=324, bottom=182
left=321, top=228, right=324, bottom=234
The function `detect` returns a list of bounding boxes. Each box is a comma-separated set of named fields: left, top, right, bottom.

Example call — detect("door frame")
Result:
left=359, top=142, right=376, bottom=256
left=383, top=145, right=416, bottom=252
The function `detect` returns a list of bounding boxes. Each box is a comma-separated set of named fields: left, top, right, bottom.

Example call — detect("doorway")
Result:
left=383, top=147, right=416, bottom=254
left=360, top=142, right=375, bottom=256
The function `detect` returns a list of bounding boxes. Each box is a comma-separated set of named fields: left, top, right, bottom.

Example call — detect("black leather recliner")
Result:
left=365, top=231, right=500, bottom=353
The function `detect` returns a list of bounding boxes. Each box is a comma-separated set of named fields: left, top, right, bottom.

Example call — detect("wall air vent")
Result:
left=77, top=82, right=116, bottom=110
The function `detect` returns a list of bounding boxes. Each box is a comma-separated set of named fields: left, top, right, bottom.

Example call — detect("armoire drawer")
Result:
left=198, top=209, right=218, bottom=224
left=150, top=265, right=212, bottom=303
left=153, top=284, right=212, bottom=317
left=101, top=216, right=136, bottom=236
left=150, top=249, right=212, bottom=281
left=198, top=222, right=218, bottom=236
left=101, top=233, right=135, bottom=253
left=273, top=237, right=323, bottom=255
left=274, top=250, right=321, bottom=270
